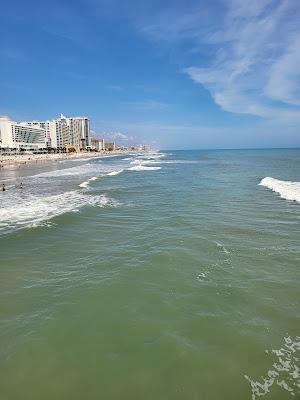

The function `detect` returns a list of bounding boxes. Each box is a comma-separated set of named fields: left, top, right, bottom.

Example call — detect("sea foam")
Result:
left=259, top=177, right=300, bottom=203
left=79, top=177, right=97, bottom=188
left=0, top=191, right=118, bottom=233
left=106, top=169, right=124, bottom=176
left=128, top=165, right=161, bottom=171
left=245, top=336, right=300, bottom=399
left=34, top=163, right=96, bottom=178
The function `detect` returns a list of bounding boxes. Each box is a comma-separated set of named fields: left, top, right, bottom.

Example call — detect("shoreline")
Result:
left=0, top=150, right=138, bottom=168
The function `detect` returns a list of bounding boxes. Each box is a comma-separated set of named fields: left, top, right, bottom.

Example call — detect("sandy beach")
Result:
left=0, top=150, right=135, bottom=168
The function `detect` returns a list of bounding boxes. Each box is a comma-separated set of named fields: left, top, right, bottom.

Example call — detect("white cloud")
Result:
left=138, top=0, right=300, bottom=123
left=95, top=131, right=136, bottom=146
left=264, top=33, right=300, bottom=106
left=106, top=132, right=132, bottom=141
left=184, top=0, right=300, bottom=122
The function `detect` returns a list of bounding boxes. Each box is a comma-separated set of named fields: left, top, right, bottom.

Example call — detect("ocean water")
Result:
left=0, top=149, right=299, bottom=400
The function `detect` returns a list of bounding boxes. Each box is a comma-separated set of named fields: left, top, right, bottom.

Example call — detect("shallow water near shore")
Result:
left=0, top=149, right=299, bottom=399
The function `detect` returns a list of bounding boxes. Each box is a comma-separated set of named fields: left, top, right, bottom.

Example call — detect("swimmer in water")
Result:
left=19, top=181, right=24, bottom=189
left=2, top=183, right=5, bottom=191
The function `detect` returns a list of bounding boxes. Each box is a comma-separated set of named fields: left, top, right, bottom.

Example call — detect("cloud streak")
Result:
left=138, top=0, right=300, bottom=123
left=186, top=0, right=300, bottom=122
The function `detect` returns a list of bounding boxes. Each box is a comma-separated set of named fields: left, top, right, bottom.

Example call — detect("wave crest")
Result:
left=128, top=165, right=161, bottom=171
left=259, top=177, right=300, bottom=203
left=0, top=191, right=119, bottom=234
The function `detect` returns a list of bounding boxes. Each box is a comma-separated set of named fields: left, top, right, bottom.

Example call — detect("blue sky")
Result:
left=1, top=0, right=300, bottom=149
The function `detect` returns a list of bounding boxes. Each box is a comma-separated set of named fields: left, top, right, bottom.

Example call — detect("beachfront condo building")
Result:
left=105, top=142, right=116, bottom=151
left=42, top=118, right=69, bottom=150
left=0, top=117, right=45, bottom=151
left=60, top=114, right=90, bottom=151
left=0, top=114, right=91, bottom=152
left=90, top=138, right=105, bottom=151
left=23, top=120, right=55, bottom=149
left=22, top=114, right=91, bottom=151
left=30, top=119, right=69, bottom=150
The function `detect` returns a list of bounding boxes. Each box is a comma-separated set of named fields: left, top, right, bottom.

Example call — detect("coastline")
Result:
left=0, top=150, right=137, bottom=169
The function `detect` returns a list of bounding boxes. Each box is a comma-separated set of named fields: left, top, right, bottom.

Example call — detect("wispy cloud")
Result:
left=91, top=129, right=136, bottom=145
left=104, top=132, right=134, bottom=141
left=264, top=32, right=300, bottom=106
left=137, top=0, right=300, bottom=123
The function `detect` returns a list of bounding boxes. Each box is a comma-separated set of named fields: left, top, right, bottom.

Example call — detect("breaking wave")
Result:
left=0, top=191, right=119, bottom=234
left=106, top=169, right=124, bottom=176
left=79, top=177, right=97, bottom=188
left=259, top=177, right=300, bottom=203
left=136, top=153, right=165, bottom=160
left=128, top=157, right=162, bottom=171
left=34, top=163, right=96, bottom=178
left=128, top=165, right=161, bottom=172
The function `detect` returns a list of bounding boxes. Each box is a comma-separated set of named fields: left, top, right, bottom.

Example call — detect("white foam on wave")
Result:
left=215, top=241, right=230, bottom=254
left=129, top=159, right=162, bottom=166
left=130, top=159, right=143, bottom=165
left=136, top=153, right=165, bottom=160
left=33, top=163, right=95, bottom=178
left=59, top=157, right=97, bottom=163
left=245, top=336, right=300, bottom=399
left=0, top=191, right=119, bottom=233
left=106, top=169, right=124, bottom=176
left=196, top=272, right=207, bottom=281
left=128, top=157, right=162, bottom=171
left=143, top=159, right=198, bottom=165
left=128, top=165, right=161, bottom=172
left=259, top=177, right=300, bottom=203
left=79, top=176, right=97, bottom=188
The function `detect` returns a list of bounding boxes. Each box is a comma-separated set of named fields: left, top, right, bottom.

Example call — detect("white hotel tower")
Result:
left=0, top=114, right=91, bottom=152
left=0, top=117, right=45, bottom=150
left=60, top=114, right=90, bottom=150
left=25, top=114, right=91, bottom=151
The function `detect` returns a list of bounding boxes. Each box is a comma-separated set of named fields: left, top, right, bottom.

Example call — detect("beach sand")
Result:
left=0, top=150, right=138, bottom=183
left=0, top=150, right=134, bottom=168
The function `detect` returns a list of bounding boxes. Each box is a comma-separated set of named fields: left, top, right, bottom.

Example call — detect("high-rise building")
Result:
left=60, top=114, right=90, bottom=150
left=1, top=114, right=91, bottom=152
left=105, top=142, right=116, bottom=151
left=24, top=119, right=70, bottom=150
left=90, top=138, right=105, bottom=151
left=23, top=120, right=52, bottom=148
left=0, top=117, right=45, bottom=150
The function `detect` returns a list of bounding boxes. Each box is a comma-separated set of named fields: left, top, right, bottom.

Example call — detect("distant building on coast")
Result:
left=90, top=138, right=105, bottom=152
left=0, top=114, right=91, bottom=153
left=23, top=120, right=56, bottom=149
left=0, top=114, right=145, bottom=154
left=105, top=142, right=116, bottom=151
left=60, top=114, right=90, bottom=151
left=0, top=117, right=45, bottom=151
left=24, top=114, right=91, bottom=152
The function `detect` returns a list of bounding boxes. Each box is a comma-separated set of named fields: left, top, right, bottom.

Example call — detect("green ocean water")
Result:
left=0, top=149, right=299, bottom=399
